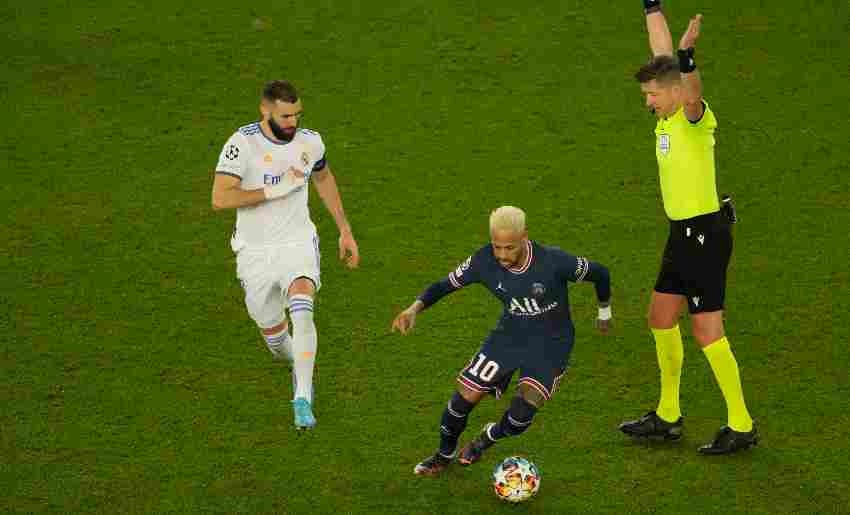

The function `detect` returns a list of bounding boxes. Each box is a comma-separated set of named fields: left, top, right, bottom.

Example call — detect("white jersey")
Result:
left=216, top=122, right=327, bottom=251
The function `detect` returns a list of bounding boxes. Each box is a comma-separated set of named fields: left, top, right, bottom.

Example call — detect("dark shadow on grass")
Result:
left=617, top=435, right=687, bottom=453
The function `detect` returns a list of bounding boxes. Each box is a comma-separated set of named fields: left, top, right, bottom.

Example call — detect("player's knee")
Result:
left=691, top=312, right=724, bottom=347
left=288, top=277, right=316, bottom=297
left=648, top=293, right=682, bottom=329
left=692, top=325, right=724, bottom=347
left=648, top=309, right=676, bottom=330
left=457, top=385, right=485, bottom=406
left=505, top=396, right=538, bottom=436
left=518, top=383, right=546, bottom=409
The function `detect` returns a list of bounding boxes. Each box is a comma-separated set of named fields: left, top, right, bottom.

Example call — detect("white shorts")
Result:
left=235, top=236, right=321, bottom=328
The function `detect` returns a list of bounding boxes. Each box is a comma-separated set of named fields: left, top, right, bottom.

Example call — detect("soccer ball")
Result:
left=492, top=456, right=541, bottom=503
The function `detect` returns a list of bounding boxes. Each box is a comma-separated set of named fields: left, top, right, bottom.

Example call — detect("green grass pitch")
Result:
left=3, top=1, right=849, bottom=513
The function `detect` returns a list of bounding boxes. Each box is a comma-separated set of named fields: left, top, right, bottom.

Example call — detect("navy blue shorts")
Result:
left=457, top=332, right=572, bottom=401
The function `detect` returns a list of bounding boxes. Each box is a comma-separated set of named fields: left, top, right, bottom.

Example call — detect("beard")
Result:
left=268, top=117, right=296, bottom=142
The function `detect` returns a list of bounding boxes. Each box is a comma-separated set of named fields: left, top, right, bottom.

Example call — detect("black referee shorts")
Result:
left=654, top=210, right=732, bottom=313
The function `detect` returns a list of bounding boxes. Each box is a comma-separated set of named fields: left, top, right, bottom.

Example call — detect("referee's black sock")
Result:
left=488, top=396, right=538, bottom=442
left=438, top=392, right=474, bottom=457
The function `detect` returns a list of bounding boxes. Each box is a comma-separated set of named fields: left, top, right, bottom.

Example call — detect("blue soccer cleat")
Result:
left=292, top=397, right=316, bottom=430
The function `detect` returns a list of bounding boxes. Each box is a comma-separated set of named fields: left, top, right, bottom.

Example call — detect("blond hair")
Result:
left=489, top=206, right=526, bottom=234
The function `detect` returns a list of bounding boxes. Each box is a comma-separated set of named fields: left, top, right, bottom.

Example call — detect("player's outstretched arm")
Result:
left=392, top=270, right=469, bottom=334
left=678, top=14, right=705, bottom=121
left=643, top=0, right=673, bottom=57
left=312, top=166, right=360, bottom=269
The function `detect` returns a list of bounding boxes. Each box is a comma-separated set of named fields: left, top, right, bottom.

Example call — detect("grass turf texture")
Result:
left=3, top=1, right=849, bottom=513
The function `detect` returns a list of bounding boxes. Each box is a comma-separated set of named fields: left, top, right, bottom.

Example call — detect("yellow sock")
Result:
left=702, top=337, right=753, bottom=432
left=653, top=325, right=683, bottom=423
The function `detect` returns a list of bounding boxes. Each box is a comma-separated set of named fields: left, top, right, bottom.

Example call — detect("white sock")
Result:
left=289, top=294, right=316, bottom=403
left=263, top=326, right=292, bottom=360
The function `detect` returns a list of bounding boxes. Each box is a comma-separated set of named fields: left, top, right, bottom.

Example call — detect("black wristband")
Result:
left=677, top=47, right=696, bottom=73
left=643, top=0, right=661, bottom=14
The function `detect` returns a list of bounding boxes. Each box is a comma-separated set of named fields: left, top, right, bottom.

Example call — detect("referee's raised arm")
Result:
left=677, top=15, right=705, bottom=122
left=643, top=0, right=673, bottom=56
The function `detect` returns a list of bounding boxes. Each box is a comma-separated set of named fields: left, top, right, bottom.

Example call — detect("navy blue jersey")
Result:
left=419, top=240, right=611, bottom=341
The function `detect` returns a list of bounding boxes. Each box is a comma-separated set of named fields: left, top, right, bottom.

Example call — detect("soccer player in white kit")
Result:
left=212, top=80, right=360, bottom=429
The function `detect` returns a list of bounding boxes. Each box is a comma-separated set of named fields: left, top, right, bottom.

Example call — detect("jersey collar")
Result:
left=259, top=123, right=296, bottom=146
left=507, top=240, right=533, bottom=275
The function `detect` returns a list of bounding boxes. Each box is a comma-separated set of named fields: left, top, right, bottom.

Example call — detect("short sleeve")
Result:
left=691, top=100, right=718, bottom=130
left=216, top=132, right=249, bottom=179
left=311, top=132, right=327, bottom=172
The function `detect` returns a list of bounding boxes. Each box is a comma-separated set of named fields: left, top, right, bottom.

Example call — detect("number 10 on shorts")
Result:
left=468, top=353, right=500, bottom=382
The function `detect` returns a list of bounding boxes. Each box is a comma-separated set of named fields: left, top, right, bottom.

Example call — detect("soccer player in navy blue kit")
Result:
left=392, top=206, right=613, bottom=475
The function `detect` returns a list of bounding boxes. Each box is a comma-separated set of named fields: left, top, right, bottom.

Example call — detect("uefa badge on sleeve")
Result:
left=658, top=134, right=670, bottom=155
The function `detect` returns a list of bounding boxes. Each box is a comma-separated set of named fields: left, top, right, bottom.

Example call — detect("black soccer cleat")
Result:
left=413, top=452, right=454, bottom=476
left=619, top=410, right=684, bottom=441
left=458, top=423, right=496, bottom=466
left=698, top=424, right=759, bottom=455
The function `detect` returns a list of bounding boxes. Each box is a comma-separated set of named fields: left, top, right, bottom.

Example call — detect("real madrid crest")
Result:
left=658, top=134, right=671, bottom=155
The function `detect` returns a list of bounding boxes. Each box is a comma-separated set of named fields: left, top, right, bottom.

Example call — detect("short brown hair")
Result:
left=262, top=80, right=299, bottom=103
left=634, top=55, right=680, bottom=85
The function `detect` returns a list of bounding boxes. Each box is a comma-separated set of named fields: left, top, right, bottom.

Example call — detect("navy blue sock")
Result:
left=438, top=392, right=474, bottom=456
left=489, top=396, right=538, bottom=441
